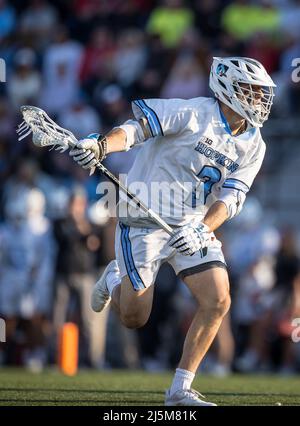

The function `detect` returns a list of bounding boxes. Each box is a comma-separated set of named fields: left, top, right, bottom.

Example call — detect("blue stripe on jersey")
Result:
left=133, top=99, right=163, bottom=137
left=222, top=178, right=249, bottom=194
left=120, top=223, right=145, bottom=291
left=140, top=100, right=164, bottom=137
left=133, top=100, right=154, bottom=137
left=134, top=99, right=160, bottom=137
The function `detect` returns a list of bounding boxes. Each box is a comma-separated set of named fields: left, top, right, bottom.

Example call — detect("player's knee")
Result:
left=120, top=312, right=148, bottom=329
left=202, top=293, right=231, bottom=319
left=217, top=293, right=231, bottom=316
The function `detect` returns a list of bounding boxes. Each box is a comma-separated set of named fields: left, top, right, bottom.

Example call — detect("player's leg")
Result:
left=212, top=312, right=235, bottom=376
left=166, top=235, right=229, bottom=406
left=111, top=222, right=166, bottom=328
left=178, top=267, right=230, bottom=371
left=91, top=223, right=165, bottom=329
left=165, top=267, right=230, bottom=406
left=91, top=268, right=154, bottom=328
left=111, top=275, right=154, bottom=329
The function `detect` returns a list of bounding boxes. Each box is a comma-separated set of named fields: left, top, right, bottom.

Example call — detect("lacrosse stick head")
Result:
left=17, top=105, right=77, bottom=152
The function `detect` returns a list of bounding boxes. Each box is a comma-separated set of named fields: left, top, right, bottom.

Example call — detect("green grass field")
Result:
left=0, top=368, right=299, bottom=406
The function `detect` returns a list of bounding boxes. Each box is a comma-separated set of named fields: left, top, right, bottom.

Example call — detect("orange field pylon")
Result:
left=58, top=322, right=79, bottom=376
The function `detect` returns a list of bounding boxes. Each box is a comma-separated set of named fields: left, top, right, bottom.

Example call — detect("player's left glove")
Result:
left=69, top=133, right=107, bottom=174
left=168, top=221, right=211, bottom=256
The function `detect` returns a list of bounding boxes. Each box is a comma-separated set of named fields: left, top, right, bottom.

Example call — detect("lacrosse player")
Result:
left=70, top=57, right=276, bottom=406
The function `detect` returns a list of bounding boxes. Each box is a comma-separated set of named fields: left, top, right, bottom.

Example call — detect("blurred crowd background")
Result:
left=0, top=0, right=300, bottom=376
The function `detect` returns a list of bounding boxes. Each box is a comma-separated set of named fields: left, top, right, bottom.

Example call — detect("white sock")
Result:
left=106, top=269, right=121, bottom=296
left=169, top=368, right=195, bottom=395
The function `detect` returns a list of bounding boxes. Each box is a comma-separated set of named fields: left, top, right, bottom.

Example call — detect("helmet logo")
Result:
left=216, top=64, right=228, bottom=77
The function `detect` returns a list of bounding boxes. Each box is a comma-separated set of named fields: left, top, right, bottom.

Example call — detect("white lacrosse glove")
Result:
left=168, top=221, right=211, bottom=256
left=69, top=133, right=107, bottom=173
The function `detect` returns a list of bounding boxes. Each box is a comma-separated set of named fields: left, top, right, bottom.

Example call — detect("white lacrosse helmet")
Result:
left=209, top=56, right=276, bottom=127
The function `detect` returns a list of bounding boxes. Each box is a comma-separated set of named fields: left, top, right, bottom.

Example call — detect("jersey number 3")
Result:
left=193, top=166, right=221, bottom=206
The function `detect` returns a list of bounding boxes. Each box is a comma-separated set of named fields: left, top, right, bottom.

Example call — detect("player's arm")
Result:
left=106, top=117, right=151, bottom=153
left=70, top=97, right=189, bottom=171
left=218, top=141, right=266, bottom=221
left=69, top=118, right=149, bottom=172
left=202, top=200, right=229, bottom=232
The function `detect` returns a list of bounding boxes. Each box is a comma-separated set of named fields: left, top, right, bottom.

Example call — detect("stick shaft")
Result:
left=96, top=163, right=173, bottom=235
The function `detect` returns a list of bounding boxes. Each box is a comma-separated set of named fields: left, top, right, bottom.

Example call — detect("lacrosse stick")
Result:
left=17, top=105, right=173, bottom=235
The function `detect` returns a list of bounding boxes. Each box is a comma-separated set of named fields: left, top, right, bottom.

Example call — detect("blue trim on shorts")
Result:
left=120, top=223, right=145, bottom=291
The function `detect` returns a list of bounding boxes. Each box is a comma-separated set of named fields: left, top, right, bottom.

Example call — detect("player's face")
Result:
left=239, top=83, right=264, bottom=107
left=232, top=78, right=274, bottom=126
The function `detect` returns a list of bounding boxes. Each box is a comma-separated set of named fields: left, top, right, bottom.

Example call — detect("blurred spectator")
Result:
left=0, top=98, right=18, bottom=187
left=235, top=229, right=300, bottom=374
left=216, top=30, right=245, bottom=57
left=147, top=0, right=194, bottom=48
left=94, top=84, right=129, bottom=131
left=234, top=254, right=277, bottom=372
left=68, top=163, right=100, bottom=203
left=176, top=27, right=210, bottom=69
left=244, top=32, right=281, bottom=74
left=272, top=230, right=300, bottom=373
left=194, top=0, right=223, bottom=42
left=113, top=29, right=147, bottom=89
left=225, top=198, right=280, bottom=372
left=79, top=27, right=115, bottom=86
left=19, top=0, right=58, bottom=48
left=160, top=55, right=206, bottom=99
left=0, top=97, right=15, bottom=140
left=279, top=0, right=300, bottom=39
left=3, top=158, right=56, bottom=212
left=40, top=26, right=83, bottom=114
left=53, top=187, right=107, bottom=367
left=0, top=0, right=16, bottom=41
left=279, top=37, right=300, bottom=115
left=221, top=0, right=280, bottom=42
left=130, top=34, right=171, bottom=99
left=225, top=197, right=280, bottom=281
left=0, top=189, right=55, bottom=371
left=0, top=195, right=35, bottom=365
left=58, top=95, right=101, bottom=140
left=7, top=48, right=41, bottom=111
left=22, top=189, right=56, bottom=372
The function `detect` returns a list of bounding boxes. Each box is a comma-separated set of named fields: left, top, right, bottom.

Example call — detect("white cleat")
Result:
left=91, top=260, right=118, bottom=312
left=165, top=388, right=217, bottom=406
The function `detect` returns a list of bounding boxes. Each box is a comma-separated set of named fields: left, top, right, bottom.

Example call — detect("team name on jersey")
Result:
left=195, top=139, right=239, bottom=173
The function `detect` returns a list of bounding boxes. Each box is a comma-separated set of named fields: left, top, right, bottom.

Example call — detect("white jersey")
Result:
left=118, top=97, right=265, bottom=228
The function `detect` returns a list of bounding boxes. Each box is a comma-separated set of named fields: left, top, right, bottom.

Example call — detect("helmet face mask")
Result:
left=209, top=57, right=276, bottom=127
left=232, top=82, right=274, bottom=127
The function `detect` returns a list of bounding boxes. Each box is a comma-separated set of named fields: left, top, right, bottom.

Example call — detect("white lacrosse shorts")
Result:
left=115, top=222, right=227, bottom=290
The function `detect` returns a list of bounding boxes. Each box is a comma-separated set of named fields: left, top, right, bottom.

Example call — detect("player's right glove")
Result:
left=69, top=133, right=107, bottom=174
left=168, top=221, right=211, bottom=256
